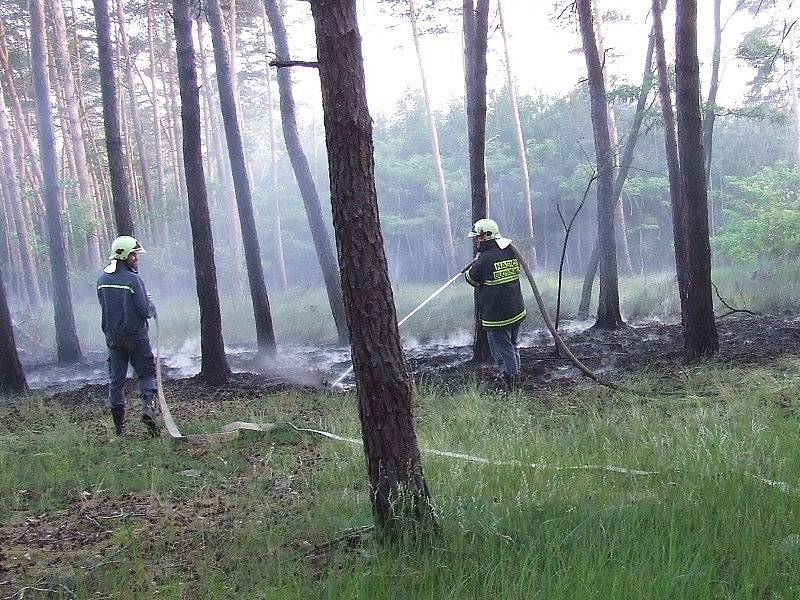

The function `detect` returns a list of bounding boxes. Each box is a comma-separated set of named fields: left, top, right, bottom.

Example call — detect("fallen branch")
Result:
left=711, top=281, right=761, bottom=319
left=269, top=59, right=318, bottom=68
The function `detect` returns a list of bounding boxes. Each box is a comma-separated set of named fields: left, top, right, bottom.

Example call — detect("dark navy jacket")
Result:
left=97, top=263, right=155, bottom=344
left=465, top=241, right=526, bottom=329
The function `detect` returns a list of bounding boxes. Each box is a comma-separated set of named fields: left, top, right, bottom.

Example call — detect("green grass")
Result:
left=2, top=362, right=800, bottom=598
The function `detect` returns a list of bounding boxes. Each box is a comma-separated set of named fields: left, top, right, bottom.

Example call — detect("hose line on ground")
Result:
left=510, top=244, right=621, bottom=392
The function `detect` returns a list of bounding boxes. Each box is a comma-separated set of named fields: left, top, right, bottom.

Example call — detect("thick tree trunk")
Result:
left=408, top=0, right=457, bottom=277
left=263, top=0, right=349, bottom=344
left=172, top=0, right=231, bottom=384
left=310, top=0, right=435, bottom=540
left=653, top=0, right=690, bottom=327
left=675, top=0, right=718, bottom=358
left=702, top=0, right=722, bottom=183
left=0, top=92, right=40, bottom=309
left=206, top=0, right=276, bottom=354
left=463, top=0, right=492, bottom=362
left=577, top=29, right=656, bottom=318
left=0, top=261, right=26, bottom=394
left=591, top=0, right=634, bottom=277
left=49, top=0, right=102, bottom=265
left=115, top=0, right=154, bottom=220
left=30, top=0, right=82, bottom=363
left=498, top=0, right=537, bottom=270
left=196, top=17, right=245, bottom=298
left=92, top=0, right=135, bottom=235
left=577, top=0, right=624, bottom=330
left=259, top=4, right=288, bottom=292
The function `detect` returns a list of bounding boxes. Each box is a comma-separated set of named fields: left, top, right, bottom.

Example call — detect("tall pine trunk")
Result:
left=592, top=0, right=634, bottom=277
left=0, top=22, right=45, bottom=190
left=408, top=0, right=457, bottom=277
left=463, top=0, right=492, bottom=362
left=498, top=0, right=537, bottom=270
left=577, top=0, right=624, bottom=330
left=92, top=0, right=135, bottom=235
left=115, top=0, right=154, bottom=222
left=0, top=261, right=26, bottom=394
left=206, top=0, right=276, bottom=354
left=30, top=0, right=82, bottom=362
left=172, top=0, right=231, bottom=384
left=146, top=0, right=168, bottom=241
left=0, top=91, right=40, bottom=309
left=49, top=0, right=102, bottom=265
left=652, top=0, right=690, bottom=327
left=263, top=0, right=349, bottom=345
left=310, top=0, right=435, bottom=540
left=702, top=0, right=722, bottom=182
left=259, top=4, right=288, bottom=291
left=675, top=0, right=718, bottom=358
left=577, top=25, right=657, bottom=318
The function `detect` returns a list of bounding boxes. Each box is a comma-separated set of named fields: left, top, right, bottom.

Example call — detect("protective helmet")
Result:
left=109, top=236, right=146, bottom=261
left=469, top=218, right=501, bottom=240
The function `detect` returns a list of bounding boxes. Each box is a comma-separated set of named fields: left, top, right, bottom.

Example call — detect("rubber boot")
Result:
left=111, top=406, right=126, bottom=436
left=141, top=393, right=160, bottom=438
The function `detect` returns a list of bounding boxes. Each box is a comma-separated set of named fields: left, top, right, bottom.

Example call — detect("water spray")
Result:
left=330, top=258, right=477, bottom=388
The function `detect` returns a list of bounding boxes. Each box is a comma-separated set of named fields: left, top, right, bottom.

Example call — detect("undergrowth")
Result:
left=1, top=361, right=799, bottom=598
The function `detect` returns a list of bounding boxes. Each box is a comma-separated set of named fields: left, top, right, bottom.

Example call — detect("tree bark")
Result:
left=0, top=91, right=41, bottom=309
left=408, top=0, right=457, bottom=277
left=652, top=0, right=690, bottom=327
left=675, top=0, right=718, bottom=358
left=162, top=19, right=188, bottom=206
left=310, top=0, right=435, bottom=540
left=259, top=3, right=288, bottom=292
left=30, top=0, right=82, bottom=363
left=702, top=0, right=722, bottom=182
left=789, top=0, right=800, bottom=166
left=498, top=0, right=537, bottom=270
left=146, top=0, right=168, bottom=240
left=49, top=0, right=102, bottom=265
left=0, top=260, right=26, bottom=394
left=92, top=0, right=135, bottom=235
left=206, top=0, right=276, bottom=354
left=172, top=0, right=231, bottom=384
left=115, top=0, right=154, bottom=220
left=196, top=16, right=245, bottom=299
left=577, top=27, right=657, bottom=319
left=463, top=0, right=492, bottom=362
left=577, top=0, right=624, bottom=330
left=0, top=21, right=45, bottom=190
left=263, top=0, right=349, bottom=344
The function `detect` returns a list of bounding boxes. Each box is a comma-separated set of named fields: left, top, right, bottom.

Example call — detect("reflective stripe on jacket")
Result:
left=97, top=264, right=154, bottom=343
left=465, top=242, right=526, bottom=329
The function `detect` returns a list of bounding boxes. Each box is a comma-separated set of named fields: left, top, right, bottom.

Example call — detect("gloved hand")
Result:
left=147, top=292, right=157, bottom=319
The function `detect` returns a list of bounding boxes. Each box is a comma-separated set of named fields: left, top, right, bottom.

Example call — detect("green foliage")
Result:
left=716, top=163, right=800, bottom=262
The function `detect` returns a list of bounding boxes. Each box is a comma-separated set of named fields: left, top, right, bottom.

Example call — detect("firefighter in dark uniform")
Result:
left=465, top=219, right=526, bottom=391
left=97, top=236, right=159, bottom=437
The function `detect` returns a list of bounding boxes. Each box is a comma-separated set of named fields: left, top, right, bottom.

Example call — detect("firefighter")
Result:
left=97, top=236, right=159, bottom=437
left=465, top=219, right=526, bottom=391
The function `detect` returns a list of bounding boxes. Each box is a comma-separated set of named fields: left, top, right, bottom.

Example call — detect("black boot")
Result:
left=141, top=394, right=160, bottom=438
left=111, top=406, right=126, bottom=436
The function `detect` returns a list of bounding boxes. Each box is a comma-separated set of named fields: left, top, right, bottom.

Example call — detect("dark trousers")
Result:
left=486, top=323, right=521, bottom=377
left=107, top=338, right=157, bottom=409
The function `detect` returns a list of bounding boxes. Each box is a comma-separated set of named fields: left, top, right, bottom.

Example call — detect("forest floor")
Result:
left=1, top=314, right=799, bottom=598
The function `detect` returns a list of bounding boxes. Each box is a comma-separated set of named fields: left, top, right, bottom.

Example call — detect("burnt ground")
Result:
left=15, top=314, right=800, bottom=409
left=1, top=314, right=799, bottom=596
